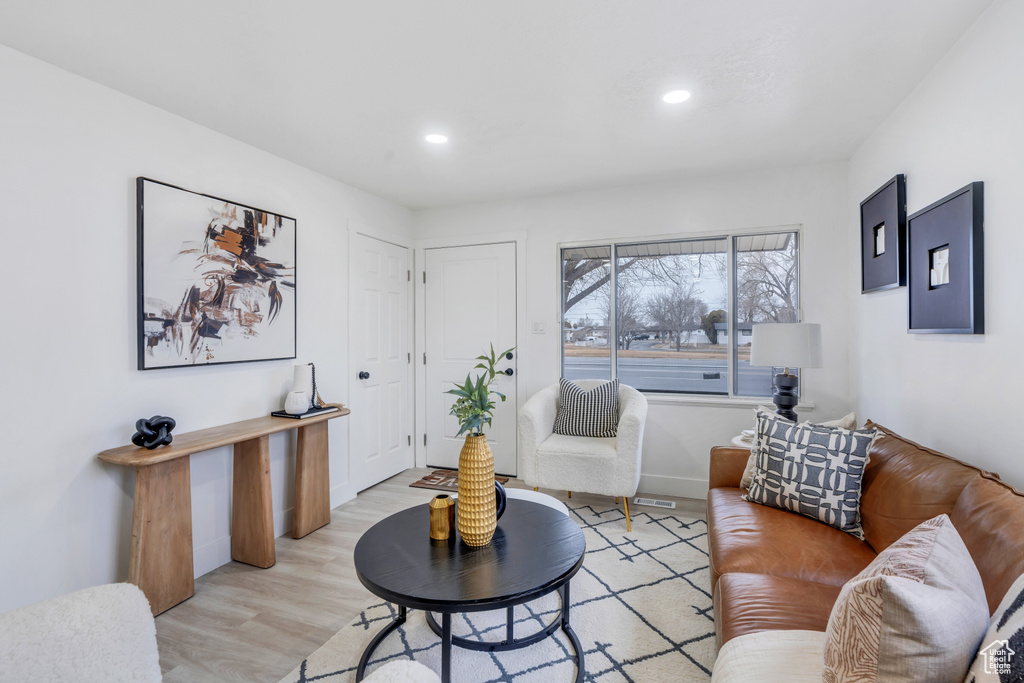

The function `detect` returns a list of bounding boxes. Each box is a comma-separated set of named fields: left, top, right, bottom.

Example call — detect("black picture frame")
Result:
left=907, top=182, right=984, bottom=334
left=860, top=174, right=907, bottom=293
left=137, top=177, right=297, bottom=369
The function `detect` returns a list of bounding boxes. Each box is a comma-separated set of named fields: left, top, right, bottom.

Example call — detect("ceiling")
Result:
left=0, top=1, right=993, bottom=209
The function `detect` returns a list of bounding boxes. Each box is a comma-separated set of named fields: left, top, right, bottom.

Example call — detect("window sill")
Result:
left=641, top=392, right=816, bottom=411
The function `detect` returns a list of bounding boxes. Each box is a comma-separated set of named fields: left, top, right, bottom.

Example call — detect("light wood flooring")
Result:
left=155, top=468, right=705, bottom=682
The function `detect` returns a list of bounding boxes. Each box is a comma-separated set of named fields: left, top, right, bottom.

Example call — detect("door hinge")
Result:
left=408, top=352, right=411, bottom=363
left=423, top=352, right=427, bottom=365
left=407, top=270, right=411, bottom=282
left=422, top=271, right=426, bottom=284
left=408, top=435, right=411, bottom=446
left=423, top=434, right=427, bottom=446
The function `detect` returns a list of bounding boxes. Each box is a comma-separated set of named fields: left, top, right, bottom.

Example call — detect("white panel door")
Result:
left=425, top=243, right=517, bottom=475
left=350, top=233, right=413, bottom=492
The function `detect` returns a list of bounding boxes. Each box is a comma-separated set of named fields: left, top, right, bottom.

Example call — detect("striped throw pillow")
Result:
left=552, top=379, right=619, bottom=438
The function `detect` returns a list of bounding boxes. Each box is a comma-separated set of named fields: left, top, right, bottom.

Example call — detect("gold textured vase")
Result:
left=429, top=494, right=455, bottom=540
left=456, top=434, right=497, bottom=547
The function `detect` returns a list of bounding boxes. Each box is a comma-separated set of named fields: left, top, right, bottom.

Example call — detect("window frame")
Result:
left=559, top=226, right=804, bottom=402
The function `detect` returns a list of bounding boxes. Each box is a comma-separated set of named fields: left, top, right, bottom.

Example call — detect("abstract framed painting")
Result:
left=860, top=174, right=907, bottom=293
left=907, top=181, right=984, bottom=334
left=137, top=177, right=296, bottom=370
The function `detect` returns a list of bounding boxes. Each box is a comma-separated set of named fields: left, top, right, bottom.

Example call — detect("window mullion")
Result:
left=727, top=236, right=737, bottom=398
left=609, top=244, right=618, bottom=381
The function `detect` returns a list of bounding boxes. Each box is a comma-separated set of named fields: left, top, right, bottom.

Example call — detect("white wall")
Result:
left=0, top=45, right=413, bottom=613
left=414, top=161, right=853, bottom=498
left=848, top=0, right=1023, bottom=488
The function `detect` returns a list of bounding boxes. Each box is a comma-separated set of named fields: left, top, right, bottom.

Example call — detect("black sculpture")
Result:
left=131, top=415, right=177, bottom=450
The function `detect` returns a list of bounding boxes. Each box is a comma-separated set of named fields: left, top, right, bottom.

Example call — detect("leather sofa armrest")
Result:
left=710, top=447, right=750, bottom=489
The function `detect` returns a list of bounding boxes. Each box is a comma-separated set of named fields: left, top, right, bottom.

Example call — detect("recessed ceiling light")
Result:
left=662, top=90, right=691, bottom=104
left=425, top=134, right=448, bottom=144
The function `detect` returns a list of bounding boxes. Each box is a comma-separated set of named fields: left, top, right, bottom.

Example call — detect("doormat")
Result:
left=409, top=470, right=510, bottom=493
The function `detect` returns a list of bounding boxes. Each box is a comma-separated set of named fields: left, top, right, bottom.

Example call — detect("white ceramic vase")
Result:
left=284, top=391, right=310, bottom=415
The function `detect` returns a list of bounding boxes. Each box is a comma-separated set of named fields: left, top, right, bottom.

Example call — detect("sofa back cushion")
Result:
left=951, top=474, right=1024, bottom=615
left=859, top=421, right=984, bottom=553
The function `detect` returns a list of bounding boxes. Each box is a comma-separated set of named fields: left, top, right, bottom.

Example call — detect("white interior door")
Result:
left=425, top=243, right=518, bottom=475
left=349, top=233, right=413, bottom=492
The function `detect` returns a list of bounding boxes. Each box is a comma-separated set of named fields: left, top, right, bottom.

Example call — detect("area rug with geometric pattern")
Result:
left=279, top=501, right=716, bottom=682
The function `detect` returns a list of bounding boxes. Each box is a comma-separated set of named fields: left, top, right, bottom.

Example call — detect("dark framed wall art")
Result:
left=907, top=182, right=984, bottom=334
left=860, top=174, right=907, bottom=293
left=137, top=177, right=297, bottom=370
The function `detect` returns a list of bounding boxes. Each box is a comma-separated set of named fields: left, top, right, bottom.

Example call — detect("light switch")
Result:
left=532, top=321, right=546, bottom=334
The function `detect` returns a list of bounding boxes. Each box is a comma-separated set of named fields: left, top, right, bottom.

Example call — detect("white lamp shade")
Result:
left=750, top=323, right=822, bottom=369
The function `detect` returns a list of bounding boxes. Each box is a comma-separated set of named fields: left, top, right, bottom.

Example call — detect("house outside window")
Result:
left=560, top=230, right=800, bottom=397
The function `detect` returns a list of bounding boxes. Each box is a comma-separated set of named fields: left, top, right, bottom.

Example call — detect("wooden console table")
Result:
left=98, top=405, right=350, bottom=615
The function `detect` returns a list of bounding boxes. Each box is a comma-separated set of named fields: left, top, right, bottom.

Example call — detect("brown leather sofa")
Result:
left=708, top=421, right=1024, bottom=648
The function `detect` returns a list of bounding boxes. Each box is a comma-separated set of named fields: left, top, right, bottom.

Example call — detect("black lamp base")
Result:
left=772, top=373, right=799, bottom=422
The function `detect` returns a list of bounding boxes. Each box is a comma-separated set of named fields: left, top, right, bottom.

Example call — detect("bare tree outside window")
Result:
left=734, top=232, right=800, bottom=396
left=645, top=282, right=709, bottom=352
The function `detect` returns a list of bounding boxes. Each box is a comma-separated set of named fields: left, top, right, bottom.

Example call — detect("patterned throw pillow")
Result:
left=965, top=572, right=1024, bottom=682
left=744, top=410, right=874, bottom=537
left=552, top=378, right=619, bottom=438
left=823, top=514, right=989, bottom=683
left=738, top=409, right=858, bottom=489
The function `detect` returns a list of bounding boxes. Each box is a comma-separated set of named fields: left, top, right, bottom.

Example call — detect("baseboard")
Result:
left=638, top=473, right=708, bottom=501
left=331, top=482, right=355, bottom=510
left=193, top=536, right=232, bottom=578
left=273, top=507, right=294, bottom=539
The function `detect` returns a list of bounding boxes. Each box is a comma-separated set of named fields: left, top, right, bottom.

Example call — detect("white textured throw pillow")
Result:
left=964, top=572, right=1024, bottom=682
left=823, top=514, right=989, bottom=683
left=552, top=378, right=619, bottom=438
left=739, top=410, right=857, bottom=489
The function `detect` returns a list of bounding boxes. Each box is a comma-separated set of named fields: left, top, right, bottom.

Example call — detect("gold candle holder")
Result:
left=429, top=494, right=455, bottom=540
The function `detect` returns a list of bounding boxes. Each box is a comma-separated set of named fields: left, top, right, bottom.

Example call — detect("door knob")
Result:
left=502, top=368, right=514, bottom=376
left=358, top=371, right=370, bottom=380
left=505, top=351, right=514, bottom=360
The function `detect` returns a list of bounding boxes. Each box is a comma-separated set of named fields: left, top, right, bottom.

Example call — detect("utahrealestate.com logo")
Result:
left=979, top=639, right=1016, bottom=675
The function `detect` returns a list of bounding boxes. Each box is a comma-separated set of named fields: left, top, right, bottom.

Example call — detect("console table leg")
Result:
left=294, top=420, right=331, bottom=538
left=128, top=458, right=194, bottom=616
left=232, top=435, right=276, bottom=568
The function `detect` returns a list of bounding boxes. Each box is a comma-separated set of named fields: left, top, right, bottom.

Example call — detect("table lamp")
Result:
left=750, top=323, right=822, bottom=422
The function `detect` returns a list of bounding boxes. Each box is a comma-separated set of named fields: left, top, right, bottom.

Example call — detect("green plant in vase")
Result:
left=446, top=343, right=516, bottom=436
left=446, top=343, right=514, bottom=547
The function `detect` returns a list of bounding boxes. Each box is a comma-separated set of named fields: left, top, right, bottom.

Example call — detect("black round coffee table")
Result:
left=353, top=498, right=586, bottom=683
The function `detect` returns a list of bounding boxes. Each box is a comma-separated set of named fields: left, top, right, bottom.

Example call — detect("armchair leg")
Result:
left=615, top=496, right=619, bottom=504
left=623, top=496, right=632, bottom=532
left=533, top=487, right=538, bottom=492
left=567, top=491, right=572, bottom=498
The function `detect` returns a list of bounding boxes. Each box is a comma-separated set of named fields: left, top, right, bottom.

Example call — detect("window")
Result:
left=561, top=230, right=800, bottom=397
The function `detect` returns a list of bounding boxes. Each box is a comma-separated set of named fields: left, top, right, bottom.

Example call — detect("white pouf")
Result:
left=450, top=487, right=569, bottom=517
left=363, top=659, right=441, bottom=682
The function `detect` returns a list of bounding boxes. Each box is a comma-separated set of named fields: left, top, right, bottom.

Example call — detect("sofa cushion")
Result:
left=707, top=487, right=876, bottom=592
left=964, top=571, right=1024, bottom=682
left=823, top=514, right=989, bottom=683
left=711, top=629, right=826, bottom=683
left=714, top=572, right=842, bottom=646
left=951, top=474, right=1024, bottom=614
left=745, top=411, right=875, bottom=539
left=553, top=378, right=619, bottom=437
left=860, top=421, right=985, bottom=554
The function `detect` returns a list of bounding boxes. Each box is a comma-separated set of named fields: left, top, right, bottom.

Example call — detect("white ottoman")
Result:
left=364, top=660, right=441, bottom=682
left=449, top=487, right=569, bottom=517
left=504, top=487, right=569, bottom=516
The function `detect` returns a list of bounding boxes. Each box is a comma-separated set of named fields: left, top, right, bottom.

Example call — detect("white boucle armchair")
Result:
left=519, top=380, right=648, bottom=530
